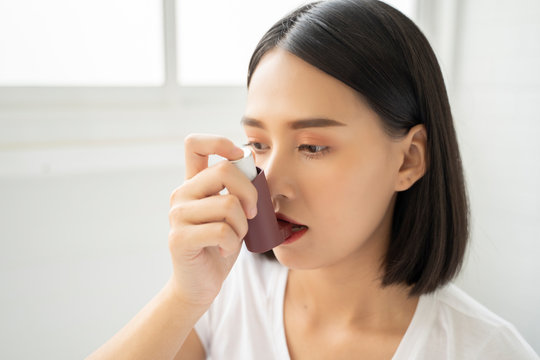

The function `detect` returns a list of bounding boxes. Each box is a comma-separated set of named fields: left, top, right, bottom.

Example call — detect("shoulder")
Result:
left=417, top=284, right=538, bottom=359
left=433, top=284, right=511, bottom=327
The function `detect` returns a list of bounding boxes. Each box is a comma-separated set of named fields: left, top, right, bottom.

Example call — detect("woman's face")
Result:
left=243, top=48, right=406, bottom=271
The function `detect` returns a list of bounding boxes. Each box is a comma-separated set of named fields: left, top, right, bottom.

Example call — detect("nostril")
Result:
left=268, top=178, right=293, bottom=201
left=273, top=193, right=289, bottom=200
left=264, top=155, right=295, bottom=200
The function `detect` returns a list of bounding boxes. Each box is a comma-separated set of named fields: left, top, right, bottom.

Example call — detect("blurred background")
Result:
left=0, top=0, right=538, bottom=358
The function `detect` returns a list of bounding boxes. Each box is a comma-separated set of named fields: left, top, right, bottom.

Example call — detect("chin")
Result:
left=273, top=246, right=327, bottom=270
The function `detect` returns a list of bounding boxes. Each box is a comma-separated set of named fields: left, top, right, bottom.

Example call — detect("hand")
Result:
left=167, top=134, right=258, bottom=308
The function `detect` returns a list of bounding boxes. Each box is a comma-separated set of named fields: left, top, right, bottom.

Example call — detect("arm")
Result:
left=87, top=135, right=257, bottom=359
left=87, top=279, right=206, bottom=360
left=173, top=329, right=206, bottom=360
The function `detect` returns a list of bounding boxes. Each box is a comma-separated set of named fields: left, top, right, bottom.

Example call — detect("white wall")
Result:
left=0, top=92, right=249, bottom=359
left=0, top=1, right=539, bottom=358
left=451, top=0, right=540, bottom=351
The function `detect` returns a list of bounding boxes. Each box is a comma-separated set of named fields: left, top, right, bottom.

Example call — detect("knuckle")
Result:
left=168, top=228, right=184, bottom=251
left=239, top=217, right=249, bottom=238
left=221, top=194, right=240, bottom=213
left=168, top=203, right=186, bottom=223
left=215, top=222, right=231, bottom=240
left=169, top=189, right=178, bottom=207
left=214, top=160, right=232, bottom=176
left=184, top=133, right=198, bottom=150
left=169, top=185, right=185, bottom=207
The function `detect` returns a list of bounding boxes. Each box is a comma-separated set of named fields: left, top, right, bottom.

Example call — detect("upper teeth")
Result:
left=291, top=225, right=306, bottom=232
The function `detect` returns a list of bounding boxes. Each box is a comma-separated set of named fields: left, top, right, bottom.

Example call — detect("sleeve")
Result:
left=477, top=324, right=539, bottom=360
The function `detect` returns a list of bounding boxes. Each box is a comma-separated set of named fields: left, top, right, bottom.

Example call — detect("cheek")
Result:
left=308, top=152, right=397, bottom=236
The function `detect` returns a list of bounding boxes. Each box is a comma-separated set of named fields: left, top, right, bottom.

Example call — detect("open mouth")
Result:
left=276, top=215, right=308, bottom=241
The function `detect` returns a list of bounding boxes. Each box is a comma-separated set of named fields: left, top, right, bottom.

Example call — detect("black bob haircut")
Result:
left=247, top=0, right=469, bottom=296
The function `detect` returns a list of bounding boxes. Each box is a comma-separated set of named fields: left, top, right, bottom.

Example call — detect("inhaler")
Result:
left=230, top=148, right=284, bottom=252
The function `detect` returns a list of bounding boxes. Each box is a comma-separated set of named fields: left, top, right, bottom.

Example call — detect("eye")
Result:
left=244, top=141, right=269, bottom=152
left=298, top=144, right=327, bottom=153
left=297, top=144, right=330, bottom=159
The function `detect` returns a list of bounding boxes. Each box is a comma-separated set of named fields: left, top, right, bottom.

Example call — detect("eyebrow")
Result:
left=240, top=116, right=346, bottom=130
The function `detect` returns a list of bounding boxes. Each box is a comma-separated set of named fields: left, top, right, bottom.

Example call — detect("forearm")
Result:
left=87, top=278, right=207, bottom=360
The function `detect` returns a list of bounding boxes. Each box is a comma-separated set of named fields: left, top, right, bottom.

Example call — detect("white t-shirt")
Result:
left=194, top=246, right=539, bottom=359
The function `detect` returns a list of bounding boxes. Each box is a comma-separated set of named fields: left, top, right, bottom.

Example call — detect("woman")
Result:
left=89, top=1, right=538, bottom=359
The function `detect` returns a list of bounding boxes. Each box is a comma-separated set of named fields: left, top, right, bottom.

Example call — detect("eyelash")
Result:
left=244, top=142, right=330, bottom=160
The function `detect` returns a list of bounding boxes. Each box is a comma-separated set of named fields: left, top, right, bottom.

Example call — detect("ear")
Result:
left=395, top=124, right=427, bottom=192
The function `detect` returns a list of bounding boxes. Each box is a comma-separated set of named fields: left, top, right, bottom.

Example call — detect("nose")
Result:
left=259, top=147, right=296, bottom=206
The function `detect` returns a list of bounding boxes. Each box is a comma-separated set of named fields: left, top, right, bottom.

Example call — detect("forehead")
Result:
left=245, top=48, right=373, bottom=123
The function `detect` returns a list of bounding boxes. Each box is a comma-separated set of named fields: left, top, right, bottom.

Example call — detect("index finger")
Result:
left=184, top=134, right=245, bottom=180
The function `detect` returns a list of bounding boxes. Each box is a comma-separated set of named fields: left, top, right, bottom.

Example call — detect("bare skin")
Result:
left=88, top=48, right=427, bottom=360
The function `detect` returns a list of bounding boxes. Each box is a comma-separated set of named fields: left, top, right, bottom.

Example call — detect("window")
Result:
left=176, top=0, right=308, bottom=86
left=0, top=0, right=422, bottom=175
left=0, top=0, right=418, bottom=88
left=177, top=0, right=417, bottom=86
left=0, top=0, right=164, bottom=86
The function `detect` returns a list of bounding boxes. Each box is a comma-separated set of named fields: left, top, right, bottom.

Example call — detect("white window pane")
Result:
left=177, top=0, right=307, bottom=86
left=177, top=0, right=417, bottom=86
left=382, top=0, right=417, bottom=20
left=0, top=0, right=164, bottom=86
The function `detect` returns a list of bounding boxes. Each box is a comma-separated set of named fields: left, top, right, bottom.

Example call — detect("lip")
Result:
left=275, top=212, right=308, bottom=245
left=275, top=212, right=305, bottom=226
left=281, top=227, right=308, bottom=245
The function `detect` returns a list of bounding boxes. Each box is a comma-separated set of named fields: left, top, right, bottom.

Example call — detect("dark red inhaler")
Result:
left=231, top=148, right=285, bottom=253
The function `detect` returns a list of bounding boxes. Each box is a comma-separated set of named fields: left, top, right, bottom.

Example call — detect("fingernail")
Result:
left=248, top=206, right=258, bottom=219
left=234, top=147, right=245, bottom=157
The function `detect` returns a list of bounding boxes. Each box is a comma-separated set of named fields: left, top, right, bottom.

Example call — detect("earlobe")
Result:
left=395, top=124, right=427, bottom=192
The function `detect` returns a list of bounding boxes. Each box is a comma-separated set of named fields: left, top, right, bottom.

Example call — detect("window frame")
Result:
left=0, top=0, right=244, bottom=109
left=0, top=0, right=455, bottom=111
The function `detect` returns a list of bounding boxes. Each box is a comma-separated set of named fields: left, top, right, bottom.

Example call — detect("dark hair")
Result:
left=248, top=0, right=469, bottom=296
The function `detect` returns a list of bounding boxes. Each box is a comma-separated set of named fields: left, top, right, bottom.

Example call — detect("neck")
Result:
left=285, top=201, right=418, bottom=331
left=282, top=240, right=419, bottom=360
left=287, top=264, right=417, bottom=331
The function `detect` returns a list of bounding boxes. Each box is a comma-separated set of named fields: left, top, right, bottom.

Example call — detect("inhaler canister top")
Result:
left=231, top=147, right=257, bottom=181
